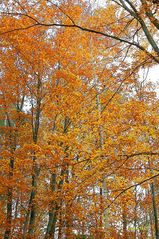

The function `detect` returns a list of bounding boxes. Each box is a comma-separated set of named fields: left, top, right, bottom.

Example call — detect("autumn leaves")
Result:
left=0, top=0, right=159, bottom=238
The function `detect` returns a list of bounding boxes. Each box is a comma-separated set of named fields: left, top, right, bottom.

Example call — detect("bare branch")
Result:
left=105, top=172, right=159, bottom=211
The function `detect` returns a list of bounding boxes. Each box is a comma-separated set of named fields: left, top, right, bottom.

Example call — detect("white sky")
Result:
left=148, top=65, right=159, bottom=83
left=139, top=65, right=159, bottom=97
left=147, top=65, right=159, bottom=96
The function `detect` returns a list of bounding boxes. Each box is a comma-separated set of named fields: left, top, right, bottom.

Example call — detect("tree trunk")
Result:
left=28, top=162, right=39, bottom=237
left=26, top=76, right=42, bottom=238
left=4, top=115, right=15, bottom=239
left=151, top=182, right=159, bottom=239
left=57, top=206, right=63, bottom=239
left=123, top=208, right=127, bottom=239
left=134, top=186, right=137, bottom=239
left=45, top=173, right=58, bottom=239
left=4, top=159, right=14, bottom=239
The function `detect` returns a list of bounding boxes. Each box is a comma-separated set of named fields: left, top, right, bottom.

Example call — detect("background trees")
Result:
left=0, top=0, right=159, bottom=238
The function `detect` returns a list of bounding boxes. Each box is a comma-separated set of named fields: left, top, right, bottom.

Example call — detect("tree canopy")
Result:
left=0, top=0, right=159, bottom=238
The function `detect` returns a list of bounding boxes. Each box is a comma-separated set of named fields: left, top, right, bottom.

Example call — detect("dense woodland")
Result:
left=0, top=0, right=159, bottom=238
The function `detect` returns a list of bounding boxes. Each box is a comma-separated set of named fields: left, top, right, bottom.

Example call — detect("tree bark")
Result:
left=45, top=173, right=58, bottom=239
left=4, top=114, right=15, bottom=239
left=151, top=182, right=159, bottom=239
left=4, top=159, right=14, bottom=239
left=25, top=75, right=42, bottom=238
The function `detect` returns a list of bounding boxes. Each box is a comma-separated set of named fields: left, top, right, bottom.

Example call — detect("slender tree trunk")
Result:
left=25, top=76, right=42, bottom=238
left=63, top=118, right=71, bottom=238
left=4, top=159, right=14, bottom=239
left=44, top=160, right=65, bottom=239
left=151, top=182, right=159, bottom=239
left=23, top=158, right=40, bottom=239
left=45, top=173, right=58, bottom=239
left=45, top=208, right=58, bottom=239
left=22, top=203, right=30, bottom=239
left=28, top=159, right=39, bottom=236
left=57, top=205, right=63, bottom=239
left=149, top=208, right=154, bottom=239
left=99, top=187, right=103, bottom=239
left=148, top=158, right=159, bottom=239
left=4, top=115, right=15, bottom=239
left=122, top=208, right=127, bottom=239
left=134, top=186, right=137, bottom=239
left=65, top=167, right=72, bottom=239
left=96, top=94, right=108, bottom=238
left=45, top=115, right=71, bottom=239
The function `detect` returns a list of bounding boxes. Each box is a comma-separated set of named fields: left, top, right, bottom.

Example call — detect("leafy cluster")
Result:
left=0, top=0, right=159, bottom=238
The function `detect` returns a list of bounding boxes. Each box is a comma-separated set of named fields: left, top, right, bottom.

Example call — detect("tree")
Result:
left=0, top=0, right=159, bottom=238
